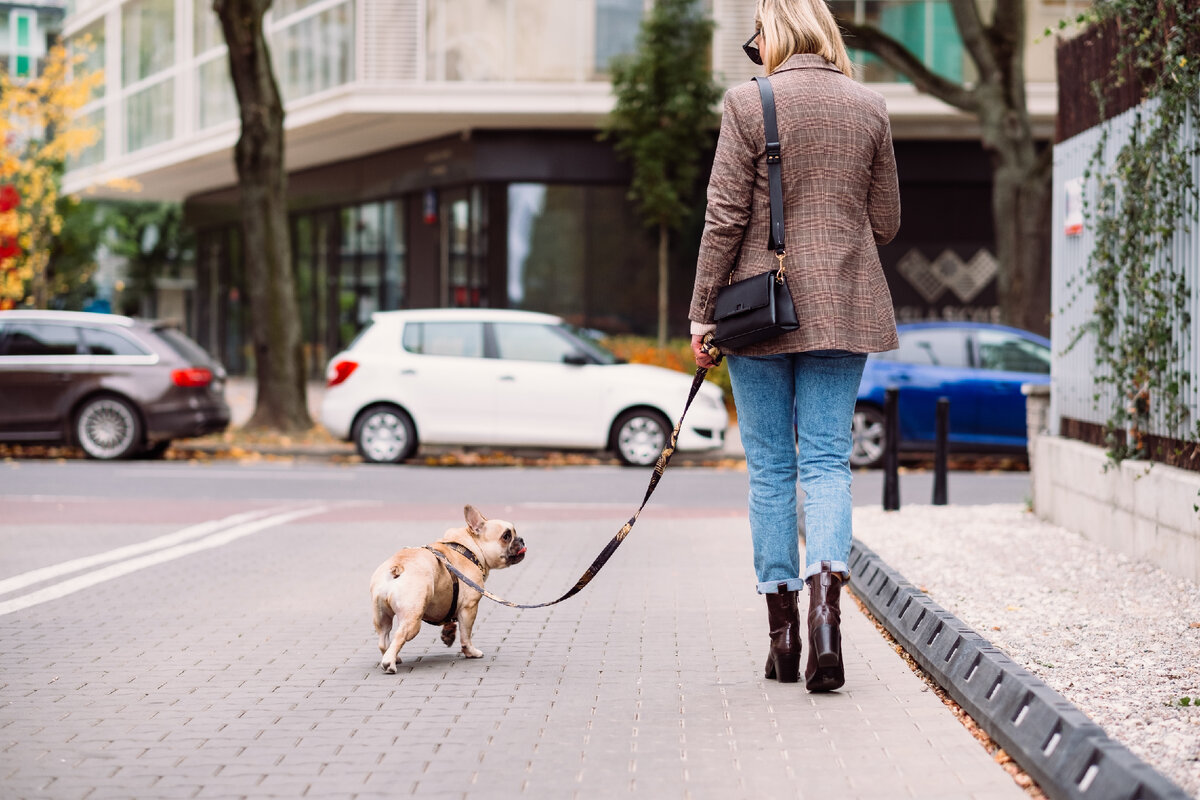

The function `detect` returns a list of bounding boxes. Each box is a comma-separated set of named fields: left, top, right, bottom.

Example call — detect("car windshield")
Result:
left=154, top=326, right=216, bottom=366
left=557, top=324, right=619, bottom=365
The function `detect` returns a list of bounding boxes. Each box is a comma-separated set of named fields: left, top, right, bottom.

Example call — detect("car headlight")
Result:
left=698, top=389, right=724, bottom=412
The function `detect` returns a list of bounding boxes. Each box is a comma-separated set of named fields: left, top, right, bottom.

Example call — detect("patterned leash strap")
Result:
left=425, top=335, right=725, bottom=610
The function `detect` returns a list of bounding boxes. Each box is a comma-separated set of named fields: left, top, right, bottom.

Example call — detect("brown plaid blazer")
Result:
left=689, top=54, right=901, bottom=355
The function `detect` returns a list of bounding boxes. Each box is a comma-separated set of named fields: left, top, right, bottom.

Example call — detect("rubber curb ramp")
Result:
left=847, top=538, right=1191, bottom=800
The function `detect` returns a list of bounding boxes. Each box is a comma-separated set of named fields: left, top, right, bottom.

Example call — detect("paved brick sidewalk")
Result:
left=0, top=508, right=1027, bottom=799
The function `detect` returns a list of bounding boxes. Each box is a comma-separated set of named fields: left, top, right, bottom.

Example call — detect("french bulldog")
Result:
left=370, top=505, right=526, bottom=673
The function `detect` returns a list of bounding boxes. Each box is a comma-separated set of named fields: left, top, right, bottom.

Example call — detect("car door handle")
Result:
left=499, top=375, right=516, bottom=382
left=892, top=372, right=911, bottom=382
left=400, top=369, right=416, bottom=376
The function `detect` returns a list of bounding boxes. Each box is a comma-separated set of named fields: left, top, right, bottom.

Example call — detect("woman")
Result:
left=689, top=0, right=900, bottom=690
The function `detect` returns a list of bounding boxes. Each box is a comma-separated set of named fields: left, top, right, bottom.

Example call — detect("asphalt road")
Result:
left=1, top=459, right=1030, bottom=508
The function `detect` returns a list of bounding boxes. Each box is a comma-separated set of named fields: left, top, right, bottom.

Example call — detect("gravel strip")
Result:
left=851, top=503, right=1200, bottom=797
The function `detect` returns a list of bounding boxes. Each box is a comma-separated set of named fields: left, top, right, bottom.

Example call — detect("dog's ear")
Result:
left=464, top=505, right=488, bottom=537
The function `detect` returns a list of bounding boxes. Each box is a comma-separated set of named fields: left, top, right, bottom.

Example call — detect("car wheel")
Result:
left=75, top=396, right=143, bottom=460
left=353, top=405, right=417, bottom=464
left=613, top=409, right=671, bottom=467
left=850, top=404, right=886, bottom=469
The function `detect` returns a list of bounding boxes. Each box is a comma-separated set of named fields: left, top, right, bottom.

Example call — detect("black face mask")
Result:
left=743, top=30, right=763, bottom=65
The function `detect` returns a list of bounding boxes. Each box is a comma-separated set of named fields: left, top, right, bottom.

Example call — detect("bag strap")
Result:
left=753, top=76, right=786, bottom=265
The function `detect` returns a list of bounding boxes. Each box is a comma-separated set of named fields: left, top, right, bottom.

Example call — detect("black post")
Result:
left=883, top=387, right=900, bottom=511
left=933, top=397, right=949, bottom=505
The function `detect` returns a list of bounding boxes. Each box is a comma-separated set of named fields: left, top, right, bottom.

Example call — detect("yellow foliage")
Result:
left=0, top=42, right=106, bottom=307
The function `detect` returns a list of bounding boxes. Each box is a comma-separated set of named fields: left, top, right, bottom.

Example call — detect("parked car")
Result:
left=320, top=308, right=729, bottom=466
left=849, top=322, right=1051, bottom=467
left=0, top=310, right=230, bottom=459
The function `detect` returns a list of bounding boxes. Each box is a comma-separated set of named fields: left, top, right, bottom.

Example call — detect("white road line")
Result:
left=0, top=505, right=328, bottom=617
left=0, top=506, right=291, bottom=598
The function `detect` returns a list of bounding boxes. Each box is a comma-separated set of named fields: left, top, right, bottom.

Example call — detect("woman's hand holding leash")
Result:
left=692, top=333, right=723, bottom=369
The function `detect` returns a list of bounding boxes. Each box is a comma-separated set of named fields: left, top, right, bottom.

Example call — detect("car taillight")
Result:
left=172, top=367, right=213, bottom=387
left=327, top=360, right=358, bottom=387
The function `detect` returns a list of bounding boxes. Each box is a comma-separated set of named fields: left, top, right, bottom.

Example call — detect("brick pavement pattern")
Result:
left=0, top=508, right=1027, bottom=799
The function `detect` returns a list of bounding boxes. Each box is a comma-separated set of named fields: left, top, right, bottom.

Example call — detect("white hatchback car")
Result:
left=320, top=309, right=728, bottom=466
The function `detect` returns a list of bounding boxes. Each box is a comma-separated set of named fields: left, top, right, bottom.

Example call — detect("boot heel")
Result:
left=770, top=650, right=801, bottom=683
left=813, top=624, right=840, bottom=667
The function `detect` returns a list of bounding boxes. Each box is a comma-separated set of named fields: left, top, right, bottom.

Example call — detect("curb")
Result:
left=846, top=538, right=1191, bottom=800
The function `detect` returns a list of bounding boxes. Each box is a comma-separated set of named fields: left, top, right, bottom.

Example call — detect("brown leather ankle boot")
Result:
left=805, top=562, right=845, bottom=691
left=764, top=582, right=801, bottom=683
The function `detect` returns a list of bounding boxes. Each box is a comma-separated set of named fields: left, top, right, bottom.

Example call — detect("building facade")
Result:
left=1, top=0, right=64, bottom=78
left=61, top=0, right=1062, bottom=375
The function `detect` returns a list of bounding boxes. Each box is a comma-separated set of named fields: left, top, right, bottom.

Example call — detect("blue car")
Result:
left=848, top=322, right=1051, bottom=467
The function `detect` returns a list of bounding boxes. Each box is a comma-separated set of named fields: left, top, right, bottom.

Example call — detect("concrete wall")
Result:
left=1031, top=434, right=1200, bottom=583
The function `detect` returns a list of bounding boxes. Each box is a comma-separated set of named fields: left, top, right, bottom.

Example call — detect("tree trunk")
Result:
left=657, top=222, right=669, bottom=347
left=991, top=162, right=1052, bottom=335
left=215, top=0, right=309, bottom=431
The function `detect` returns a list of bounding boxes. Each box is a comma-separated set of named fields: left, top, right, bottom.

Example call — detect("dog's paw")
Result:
left=440, top=622, right=457, bottom=647
left=462, top=646, right=484, bottom=659
left=380, top=659, right=398, bottom=674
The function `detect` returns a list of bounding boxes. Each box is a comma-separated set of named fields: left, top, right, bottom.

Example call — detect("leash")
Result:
left=424, top=335, right=725, bottom=611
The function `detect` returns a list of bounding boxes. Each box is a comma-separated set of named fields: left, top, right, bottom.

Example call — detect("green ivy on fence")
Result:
left=1068, top=0, right=1200, bottom=464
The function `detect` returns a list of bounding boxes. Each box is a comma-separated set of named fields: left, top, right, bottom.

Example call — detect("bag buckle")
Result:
left=775, top=250, right=786, bottom=280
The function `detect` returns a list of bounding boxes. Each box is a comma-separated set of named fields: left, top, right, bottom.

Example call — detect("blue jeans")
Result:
left=726, top=351, right=868, bottom=594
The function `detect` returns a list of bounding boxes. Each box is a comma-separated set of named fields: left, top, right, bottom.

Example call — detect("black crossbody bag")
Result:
left=712, top=76, right=799, bottom=349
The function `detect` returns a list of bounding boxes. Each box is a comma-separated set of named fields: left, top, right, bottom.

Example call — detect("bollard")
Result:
left=933, top=397, right=949, bottom=505
left=882, top=387, right=900, bottom=511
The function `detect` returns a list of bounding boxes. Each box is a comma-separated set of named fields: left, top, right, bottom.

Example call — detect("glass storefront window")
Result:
left=442, top=188, right=487, bottom=308
left=70, top=21, right=105, bottom=100
left=830, top=0, right=966, bottom=84
left=122, top=0, right=174, bottom=86
left=508, top=183, right=658, bottom=333
left=125, top=78, right=174, bottom=152
left=271, top=1, right=354, bottom=102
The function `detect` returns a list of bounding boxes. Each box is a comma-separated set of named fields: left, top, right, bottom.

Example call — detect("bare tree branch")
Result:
left=947, top=0, right=999, bottom=81
left=840, top=21, right=981, bottom=113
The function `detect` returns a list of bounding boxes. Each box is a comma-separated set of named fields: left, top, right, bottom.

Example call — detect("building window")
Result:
left=830, top=0, right=966, bottom=84
left=6, top=10, right=38, bottom=78
left=121, top=0, right=174, bottom=85
left=271, top=0, right=355, bottom=102
left=122, top=0, right=174, bottom=153
left=125, top=78, right=175, bottom=152
left=595, top=0, right=643, bottom=75
left=68, top=21, right=106, bottom=169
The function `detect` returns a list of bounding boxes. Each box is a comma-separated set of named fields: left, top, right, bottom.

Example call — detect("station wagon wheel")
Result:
left=613, top=409, right=671, bottom=467
left=353, top=405, right=417, bottom=464
left=75, top=396, right=142, bottom=460
left=850, top=404, right=886, bottom=469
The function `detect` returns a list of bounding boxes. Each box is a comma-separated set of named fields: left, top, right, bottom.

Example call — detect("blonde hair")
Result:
left=755, top=0, right=853, bottom=78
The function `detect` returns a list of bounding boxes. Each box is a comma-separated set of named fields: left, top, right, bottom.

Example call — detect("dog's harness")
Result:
left=422, top=336, right=724, bottom=611
left=421, top=542, right=488, bottom=625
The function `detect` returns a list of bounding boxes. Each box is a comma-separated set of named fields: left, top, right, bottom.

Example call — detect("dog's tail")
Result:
left=389, top=564, right=404, bottom=579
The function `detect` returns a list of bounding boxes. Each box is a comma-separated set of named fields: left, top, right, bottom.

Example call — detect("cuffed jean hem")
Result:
left=756, top=577, right=806, bottom=594
left=804, top=560, right=850, bottom=584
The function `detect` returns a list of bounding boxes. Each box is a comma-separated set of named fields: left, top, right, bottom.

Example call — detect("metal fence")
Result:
left=1049, top=96, right=1200, bottom=439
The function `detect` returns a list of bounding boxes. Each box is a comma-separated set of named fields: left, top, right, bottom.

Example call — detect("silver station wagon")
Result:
left=0, top=310, right=231, bottom=459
